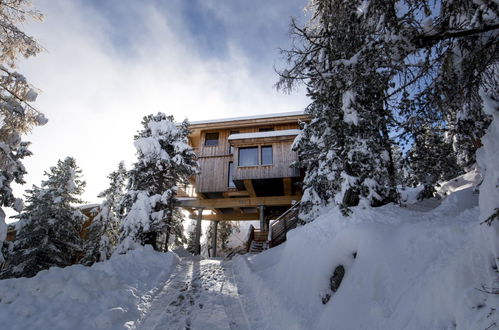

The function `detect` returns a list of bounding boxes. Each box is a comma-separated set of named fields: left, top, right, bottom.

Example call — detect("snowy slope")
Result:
left=0, top=246, right=178, bottom=330
left=234, top=187, right=499, bottom=330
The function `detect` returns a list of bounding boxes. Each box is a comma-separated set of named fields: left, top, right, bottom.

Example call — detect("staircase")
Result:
left=245, top=203, right=300, bottom=254
left=268, top=203, right=300, bottom=248
left=249, top=240, right=269, bottom=253
left=246, top=227, right=269, bottom=253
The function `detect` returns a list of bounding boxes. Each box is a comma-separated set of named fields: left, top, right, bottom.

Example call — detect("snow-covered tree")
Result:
left=0, top=0, right=47, bottom=263
left=116, top=114, right=197, bottom=254
left=406, top=125, right=462, bottom=199
left=204, top=220, right=239, bottom=257
left=80, top=161, right=127, bottom=265
left=0, top=157, right=86, bottom=279
left=278, top=0, right=398, bottom=219
left=186, top=219, right=197, bottom=254
left=278, top=0, right=498, bottom=219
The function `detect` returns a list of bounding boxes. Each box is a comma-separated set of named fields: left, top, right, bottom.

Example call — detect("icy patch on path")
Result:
left=136, top=258, right=250, bottom=330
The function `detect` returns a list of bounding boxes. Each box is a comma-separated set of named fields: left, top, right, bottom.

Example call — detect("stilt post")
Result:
left=212, top=221, right=218, bottom=257
left=194, top=207, right=203, bottom=255
left=259, top=204, right=266, bottom=231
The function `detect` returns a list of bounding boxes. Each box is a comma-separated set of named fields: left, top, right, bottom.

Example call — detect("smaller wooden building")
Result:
left=178, top=111, right=308, bottom=254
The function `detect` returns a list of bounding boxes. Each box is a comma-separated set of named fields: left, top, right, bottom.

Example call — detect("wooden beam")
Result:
left=179, top=195, right=300, bottom=209
left=244, top=180, right=256, bottom=197
left=189, top=213, right=260, bottom=221
left=283, top=178, right=292, bottom=196
left=223, top=191, right=250, bottom=198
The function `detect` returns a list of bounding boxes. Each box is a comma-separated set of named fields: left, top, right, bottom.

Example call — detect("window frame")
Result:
left=238, top=146, right=259, bottom=166
left=261, top=145, right=273, bottom=165
left=237, top=145, right=273, bottom=167
left=204, top=132, right=219, bottom=147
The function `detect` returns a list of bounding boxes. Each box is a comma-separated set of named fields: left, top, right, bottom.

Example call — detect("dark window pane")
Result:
left=259, top=127, right=274, bottom=132
left=239, top=147, right=258, bottom=166
left=228, top=162, right=235, bottom=187
left=205, top=132, right=219, bottom=146
left=261, top=146, right=273, bottom=165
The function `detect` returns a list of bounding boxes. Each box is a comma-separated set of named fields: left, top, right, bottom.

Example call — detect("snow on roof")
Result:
left=78, top=203, right=100, bottom=210
left=190, top=111, right=306, bottom=126
left=228, top=129, right=301, bottom=140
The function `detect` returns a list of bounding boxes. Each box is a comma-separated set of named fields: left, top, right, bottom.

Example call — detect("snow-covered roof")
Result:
left=228, top=129, right=301, bottom=140
left=190, top=111, right=305, bottom=126
left=78, top=203, right=100, bottom=210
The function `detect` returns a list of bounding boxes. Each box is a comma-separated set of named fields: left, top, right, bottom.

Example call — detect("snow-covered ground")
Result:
left=0, top=246, right=179, bottom=330
left=1, top=179, right=498, bottom=329
left=233, top=187, right=499, bottom=329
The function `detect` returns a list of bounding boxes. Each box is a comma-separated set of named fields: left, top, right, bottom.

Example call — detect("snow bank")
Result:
left=234, top=187, right=499, bottom=329
left=0, top=246, right=179, bottom=330
left=477, top=86, right=499, bottom=268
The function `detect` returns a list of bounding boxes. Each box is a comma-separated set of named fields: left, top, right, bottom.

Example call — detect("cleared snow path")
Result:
left=136, top=257, right=250, bottom=330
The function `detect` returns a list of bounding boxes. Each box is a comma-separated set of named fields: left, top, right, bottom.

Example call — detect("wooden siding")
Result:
left=233, top=142, right=299, bottom=181
left=194, top=123, right=301, bottom=193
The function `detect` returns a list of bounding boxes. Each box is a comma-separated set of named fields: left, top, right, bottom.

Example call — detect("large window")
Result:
left=228, top=162, right=235, bottom=187
left=238, top=146, right=273, bottom=166
left=239, top=147, right=258, bottom=166
left=261, top=146, right=273, bottom=165
left=205, top=132, right=219, bottom=146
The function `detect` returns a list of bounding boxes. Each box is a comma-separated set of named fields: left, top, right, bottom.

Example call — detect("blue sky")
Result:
left=8, top=0, right=310, bottom=217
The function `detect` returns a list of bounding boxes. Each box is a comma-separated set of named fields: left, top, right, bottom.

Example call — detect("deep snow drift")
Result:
left=0, top=246, right=178, bottom=330
left=234, top=186, right=499, bottom=330
left=0, top=180, right=497, bottom=329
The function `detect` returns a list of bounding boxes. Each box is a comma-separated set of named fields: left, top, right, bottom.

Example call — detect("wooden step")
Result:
left=249, top=240, right=269, bottom=253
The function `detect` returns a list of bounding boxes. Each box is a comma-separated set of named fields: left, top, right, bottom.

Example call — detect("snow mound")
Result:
left=234, top=187, right=498, bottom=329
left=0, top=246, right=179, bottom=330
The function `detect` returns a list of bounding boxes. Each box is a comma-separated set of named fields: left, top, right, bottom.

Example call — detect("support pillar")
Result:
left=211, top=221, right=218, bottom=257
left=259, top=204, right=266, bottom=231
left=194, top=207, right=203, bottom=255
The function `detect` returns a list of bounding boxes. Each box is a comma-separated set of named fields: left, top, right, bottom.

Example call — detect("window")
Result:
left=205, top=132, right=219, bottom=146
left=259, top=127, right=274, bottom=132
left=229, top=131, right=239, bottom=154
left=239, top=147, right=258, bottom=166
left=261, top=146, right=273, bottom=165
left=228, top=162, right=235, bottom=187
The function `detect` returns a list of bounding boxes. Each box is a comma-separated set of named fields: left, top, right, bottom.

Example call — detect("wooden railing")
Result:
left=269, top=203, right=300, bottom=248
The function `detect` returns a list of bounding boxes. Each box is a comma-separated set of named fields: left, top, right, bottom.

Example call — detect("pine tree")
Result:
left=279, top=0, right=498, bottom=220
left=203, top=221, right=241, bottom=257
left=80, top=161, right=127, bottom=265
left=186, top=219, right=198, bottom=254
left=116, top=114, right=197, bottom=254
left=406, top=125, right=462, bottom=199
left=278, top=0, right=398, bottom=219
left=0, top=157, right=86, bottom=279
left=0, top=0, right=47, bottom=263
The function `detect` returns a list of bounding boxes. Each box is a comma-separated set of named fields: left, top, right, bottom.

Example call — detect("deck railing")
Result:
left=269, top=203, right=300, bottom=248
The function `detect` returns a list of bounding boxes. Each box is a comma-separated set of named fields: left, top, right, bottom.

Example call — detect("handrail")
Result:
left=269, top=202, right=300, bottom=247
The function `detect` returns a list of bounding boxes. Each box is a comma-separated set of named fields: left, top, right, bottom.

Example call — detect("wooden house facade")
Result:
left=178, top=111, right=308, bottom=255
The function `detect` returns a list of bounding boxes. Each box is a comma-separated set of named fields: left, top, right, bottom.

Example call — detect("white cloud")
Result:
left=8, top=0, right=309, bottom=220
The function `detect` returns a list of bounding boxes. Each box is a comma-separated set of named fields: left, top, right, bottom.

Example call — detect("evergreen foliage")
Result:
left=186, top=219, right=197, bottom=254
left=0, top=0, right=46, bottom=263
left=406, top=125, right=462, bottom=199
left=278, top=0, right=498, bottom=219
left=80, top=161, right=127, bottom=266
left=205, top=221, right=239, bottom=257
left=116, top=113, right=197, bottom=254
left=0, top=157, right=86, bottom=279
